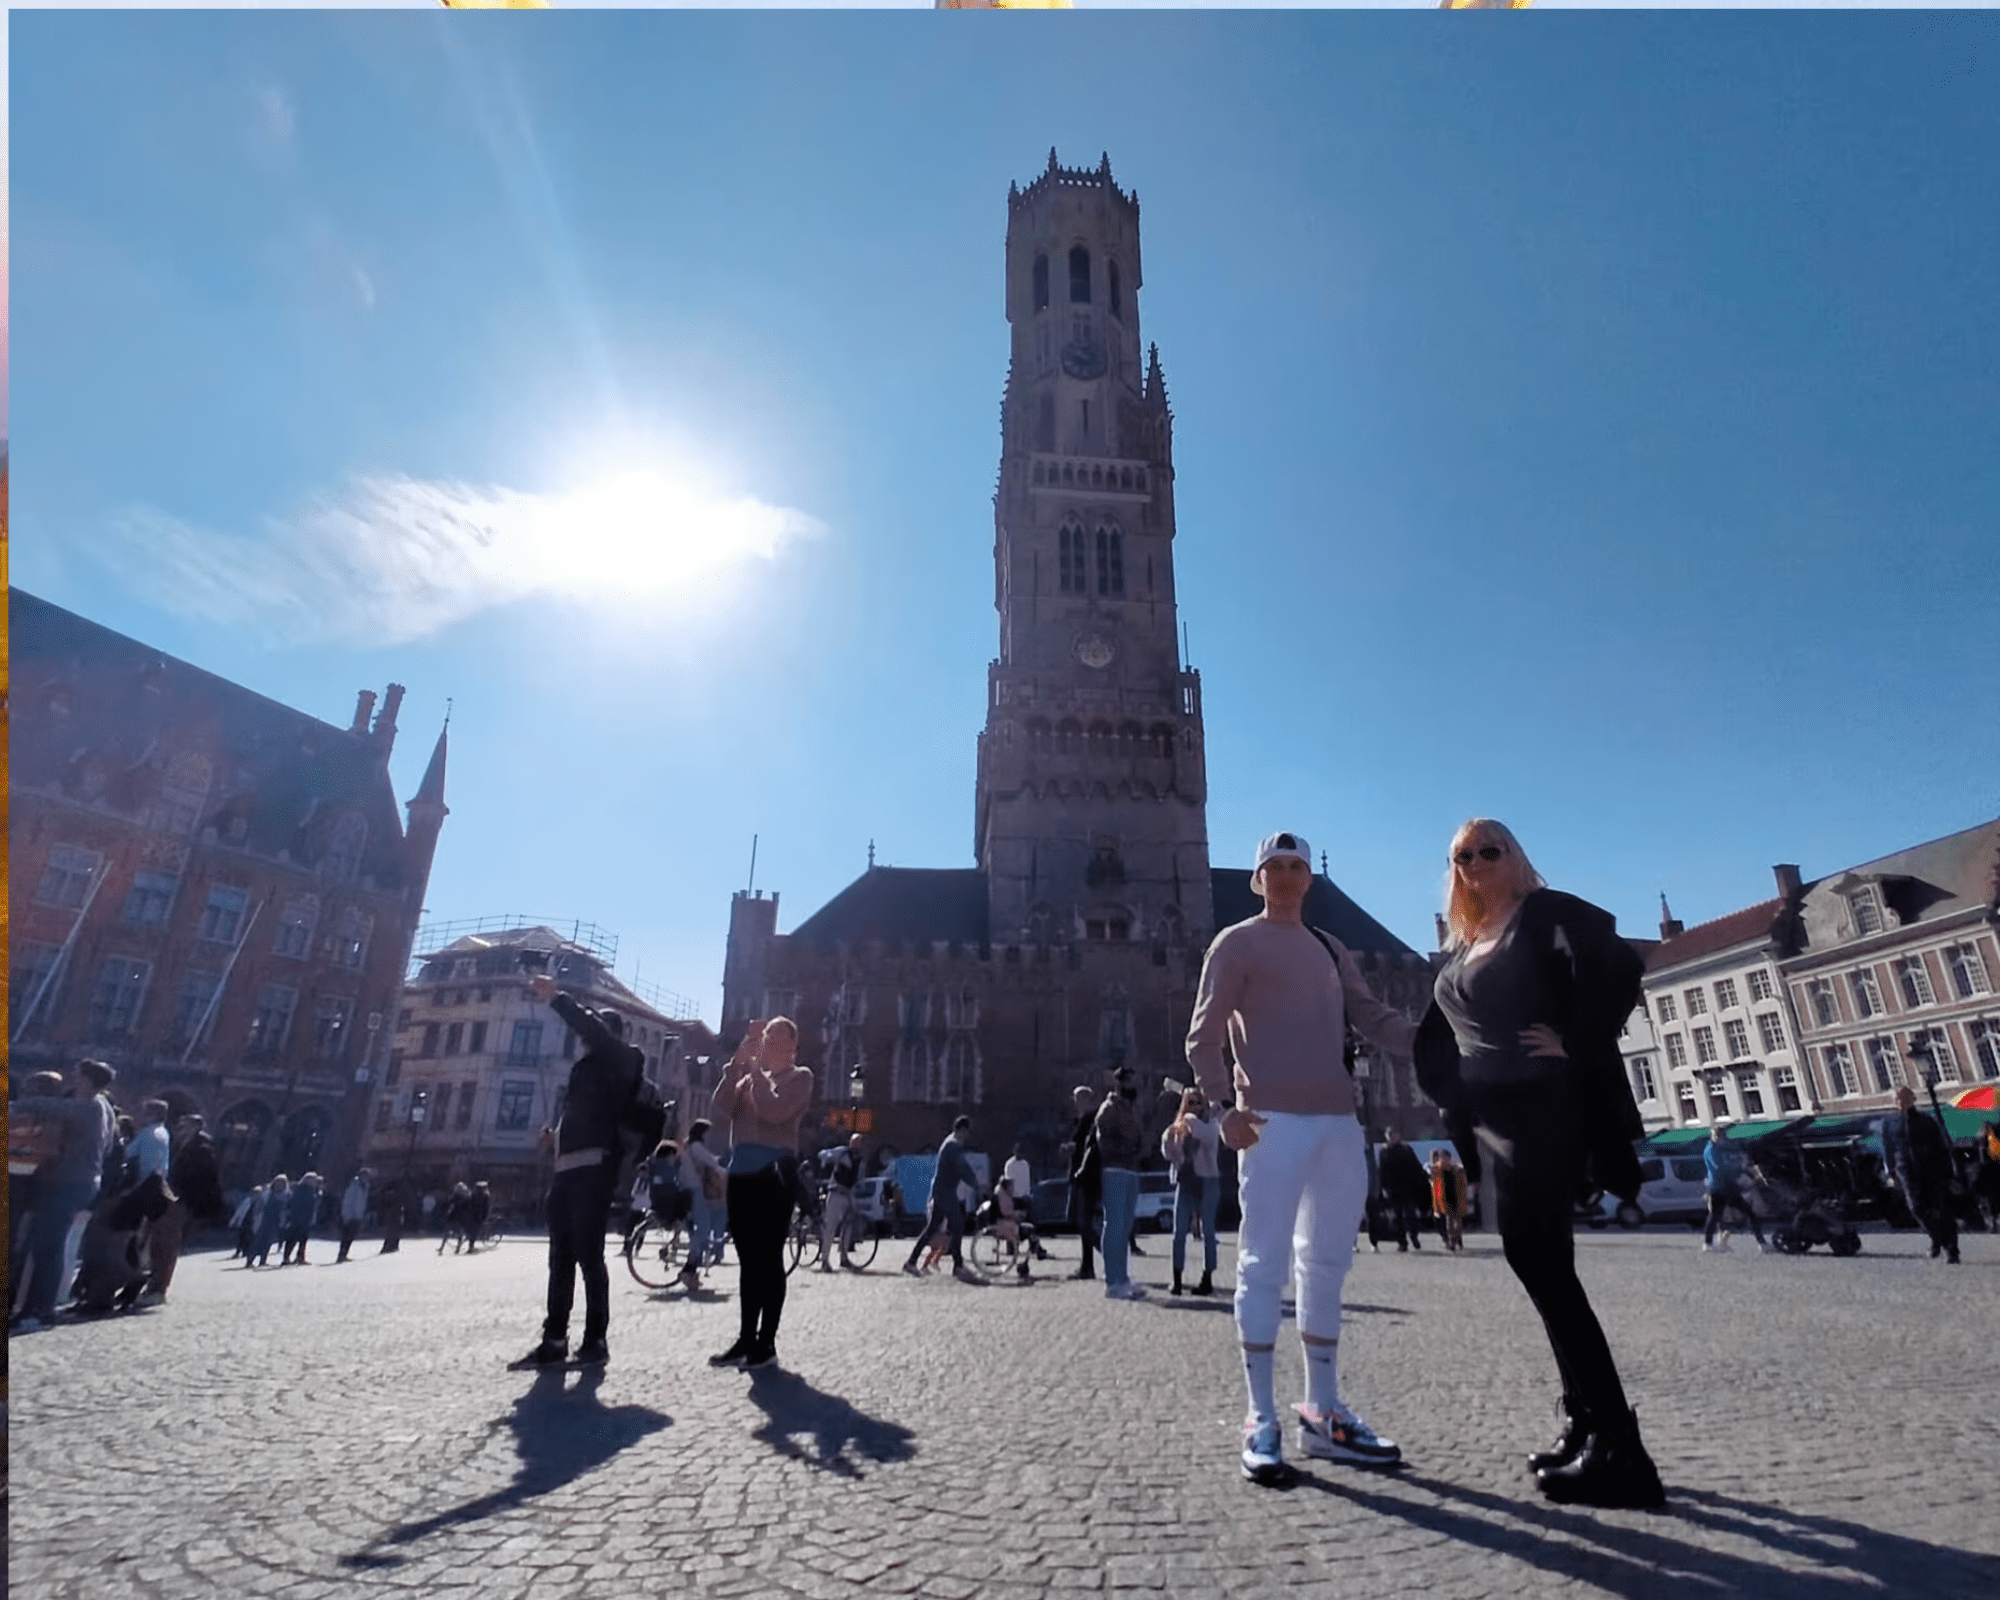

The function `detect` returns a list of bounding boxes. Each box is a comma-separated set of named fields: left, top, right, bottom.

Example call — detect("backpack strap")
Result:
left=1306, top=926, right=1360, bottom=1079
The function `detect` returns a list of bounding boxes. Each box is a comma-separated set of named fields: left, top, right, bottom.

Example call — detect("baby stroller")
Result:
left=1749, top=1126, right=1863, bottom=1256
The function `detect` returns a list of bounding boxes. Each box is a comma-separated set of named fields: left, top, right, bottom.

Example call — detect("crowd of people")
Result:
left=17, top=817, right=1994, bottom=1523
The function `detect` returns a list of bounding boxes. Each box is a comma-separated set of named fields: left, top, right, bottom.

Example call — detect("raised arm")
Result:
left=1333, top=939, right=1416, bottom=1060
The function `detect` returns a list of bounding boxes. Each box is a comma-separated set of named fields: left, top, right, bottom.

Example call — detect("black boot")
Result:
left=1527, top=1405, right=1592, bottom=1474
left=1537, top=1409, right=1665, bottom=1509
left=1193, top=1272, right=1213, bottom=1297
left=1170, top=1275, right=1184, bottom=1296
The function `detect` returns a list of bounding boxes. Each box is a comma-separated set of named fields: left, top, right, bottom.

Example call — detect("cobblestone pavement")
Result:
left=9, top=1222, right=1998, bottom=1600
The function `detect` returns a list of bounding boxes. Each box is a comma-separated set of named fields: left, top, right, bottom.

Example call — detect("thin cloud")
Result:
left=350, top=265, right=377, bottom=310
left=93, top=471, right=826, bottom=645
left=252, top=83, right=296, bottom=149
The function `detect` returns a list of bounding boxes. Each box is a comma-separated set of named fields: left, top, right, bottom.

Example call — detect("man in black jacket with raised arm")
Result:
left=510, top=972, right=665, bottom=1369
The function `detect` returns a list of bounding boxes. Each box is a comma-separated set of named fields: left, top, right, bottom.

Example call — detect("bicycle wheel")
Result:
left=842, top=1218, right=880, bottom=1270
left=626, top=1215, right=685, bottom=1289
left=971, top=1225, right=1005, bottom=1271
left=785, top=1215, right=813, bottom=1275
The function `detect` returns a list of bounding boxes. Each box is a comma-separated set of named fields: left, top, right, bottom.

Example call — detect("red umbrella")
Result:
left=1950, top=1084, right=1999, bottom=1112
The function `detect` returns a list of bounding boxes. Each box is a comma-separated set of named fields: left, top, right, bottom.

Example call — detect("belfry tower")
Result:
left=974, top=150, right=1213, bottom=950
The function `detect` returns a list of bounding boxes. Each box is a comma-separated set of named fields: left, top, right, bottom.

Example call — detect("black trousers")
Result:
left=1069, top=1180, right=1101, bottom=1273
left=904, top=1198, right=965, bottom=1270
left=1472, top=1077, right=1633, bottom=1425
left=727, top=1165, right=795, bottom=1346
left=543, top=1162, right=617, bottom=1346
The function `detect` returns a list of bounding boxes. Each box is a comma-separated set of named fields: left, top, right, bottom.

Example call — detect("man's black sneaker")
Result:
left=742, top=1342, right=778, bottom=1370
left=708, top=1338, right=754, bottom=1368
left=508, top=1339, right=568, bottom=1370
left=571, top=1339, right=609, bottom=1367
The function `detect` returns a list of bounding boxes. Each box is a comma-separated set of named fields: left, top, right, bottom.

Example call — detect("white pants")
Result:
left=1234, top=1111, right=1367, bottom=1348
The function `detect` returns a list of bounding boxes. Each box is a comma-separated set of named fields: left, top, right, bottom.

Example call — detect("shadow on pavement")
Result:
left=743, top=1366, right=916, bottom=1479
left=1293, top=1469, right=1998, bottom=1598
left=340, top=1366, right=670, bottom=1569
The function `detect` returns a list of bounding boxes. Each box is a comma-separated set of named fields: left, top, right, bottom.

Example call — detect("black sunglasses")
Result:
left=1453, top=845, right=1506, bottom=866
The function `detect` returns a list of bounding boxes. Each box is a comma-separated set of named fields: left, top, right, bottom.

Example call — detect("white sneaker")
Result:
left=1297, top=1401, right=1402, bottom=1468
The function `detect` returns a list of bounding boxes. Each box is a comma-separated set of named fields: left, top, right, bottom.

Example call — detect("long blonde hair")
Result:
left=1441, top=818, right=1545, bottom=949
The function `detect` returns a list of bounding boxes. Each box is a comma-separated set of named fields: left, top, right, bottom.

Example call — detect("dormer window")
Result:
left=1847, top=885, right=1884, bottom=936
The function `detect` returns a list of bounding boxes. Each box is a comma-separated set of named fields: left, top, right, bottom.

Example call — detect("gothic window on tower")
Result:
left=1069, top=245, right=1091, bottom=304
left=893, top=1037, right=930, bottom=1103
left=1109, top=260, right=1123, bottom=320
left=1095, top=526, right=1124, bottom=596
left=1033, top=253, right=1049, bottom=313
left=1037, top=393, right=1055, bottom=453
left=940, top=1036, right=978, bottom=1102
left=1059, top=521, right=1087, bottom=593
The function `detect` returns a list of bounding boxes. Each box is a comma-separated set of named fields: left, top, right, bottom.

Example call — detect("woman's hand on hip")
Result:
left=1519, top=1024, right=1568, bottom=1059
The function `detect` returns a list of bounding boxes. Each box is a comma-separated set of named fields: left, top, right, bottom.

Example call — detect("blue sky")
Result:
left=12, top=10, right=1998, bottom=1021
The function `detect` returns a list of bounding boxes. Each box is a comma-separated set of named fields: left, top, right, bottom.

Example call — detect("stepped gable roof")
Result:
left=1649, top=900, right=1785, bottom=971
left=1210, top=870, right=1417, bottom=959
left=10, top=587, right=418, bottom=889
left=788, top=868, right=990, bottom=950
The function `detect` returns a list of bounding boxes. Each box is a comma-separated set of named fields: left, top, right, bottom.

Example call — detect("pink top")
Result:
left=1186, top=917, right=1415, bottom=1117
left=712, top=1064, right=815, bottom=1150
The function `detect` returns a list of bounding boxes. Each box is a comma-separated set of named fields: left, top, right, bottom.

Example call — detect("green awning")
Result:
left=1943, top=1107, right=1998, bottom=1142
left=1639, top=1128, right=1709, bottom=1149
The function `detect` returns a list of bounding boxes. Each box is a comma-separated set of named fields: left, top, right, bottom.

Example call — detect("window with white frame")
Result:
left=1724, top=1018, right=1751, bottom=1059
left=495, top=1081, right=535, bottom=1131
left=167, top=970, right=221, bottom=1047
left=1748, top=969, right=1776, bottom=1002
left=36, top=844, right=103, bottom=909
left=1677, top=1084, right=1701, bottom=1123
left=199, top=884, right=250, bottom=944
left=893, top=1036, right=932, bottom=1102
left=1846, top=886, right=1885, bottom=936
left=1822, top=1041, right=1858, bottom=1097
left=1911, top=1027, right=1960, bottom=1084
left=1704, top=1070, right=1730, bottom=1119
left=1656, top=994, right=1678, bottom=1023
left=1713, top=977, right=1740, bottom=1011
left=247, top=985, right=298, bottom=1058
left=1945, top=943, right=1992, bottom=1000
left=1895, top=956, right=1936, bottom=1009
left=272, top=895, right=319, bottom=959
left=1774, top=1067, right=1802, bottom=1113
left=1808, top=979, right=1839, bottom=1027
left=334, top=907, right=373, bottom=971
left=943, top=988, right=980, bottom=1030
left=87, top=957, right=151, bottom=1035
left=940, top=1035, right=978, bottom=1101
left=1631, top=1058, right=1658, bottom=1101
left=121, top=868, right=181, bottom=927
left=1693, top=1025, right=1718, bottom=1064
left=1865, top=1036, right=1901, bottom=1094
left=313, top=996, right=353, bottom=1060
left=1735, top=1071, right=1765, bottom=1117
left=1685, top=987, right=1709, bottom=1017
left=1665, top=1033, right=1689, bottom=1070
left=1970, top=1018, right=2000, bottom=1080
left=1849, top=967, right=1885, bottom=1020
left=1757, top=1011, right=1787, bottom=1053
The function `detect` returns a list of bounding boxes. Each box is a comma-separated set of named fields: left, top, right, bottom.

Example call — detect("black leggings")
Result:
left=1473, top=1079, right=1633, bottom=1424
left=726, top=1166, right=796, bottom=1346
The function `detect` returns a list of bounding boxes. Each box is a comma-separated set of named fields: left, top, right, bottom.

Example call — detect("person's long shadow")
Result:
left=1291, top=1469, right=1998, bottom=1598
left=743, top=1367, right=916, bottom=1479
left=340, top=1367, right=671, bottom=1569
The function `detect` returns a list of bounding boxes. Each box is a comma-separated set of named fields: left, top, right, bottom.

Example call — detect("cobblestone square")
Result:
left=9, top=1224, right=1997, bottom=1599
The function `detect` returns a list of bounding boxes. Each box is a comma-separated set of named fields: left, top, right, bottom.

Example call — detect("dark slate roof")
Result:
left=787, top=868, right=991, bottom=949
left=1209, top=870, right=1418, bottom=959
left=9, top=588, right=422, bottom=891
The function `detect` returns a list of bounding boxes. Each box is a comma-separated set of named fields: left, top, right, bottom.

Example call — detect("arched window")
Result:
left=940, top=1036, right=977, bottom=1103
left=1057, top=719, right=1081, bottom=754
left=1061, top=462, right=1075, bottom=486
left=1033, top=253, right=1050, bottom=313
left=894, top=1038, right=930, bottom=1104
left=1058, top=521, right=1087, bottom=594
left=1069, top=246, right=1091, bottom=304
left=1095, top=525, right=1124, bottom=596
left=1150, top=723, right=1174, bottom=758
left=1032, top=461, right=1046, bottom=484
left=1119, top=467, right=1133, bottom=490
left=327, top=813, right=367, bottom=883
left=1109, top=260, right=1123, bottom=320
left=1036, top=393, right=1055, bottom=453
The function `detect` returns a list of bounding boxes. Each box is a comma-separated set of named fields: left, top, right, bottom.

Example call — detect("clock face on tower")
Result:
left=1074, top=630, right=1116, bottom=670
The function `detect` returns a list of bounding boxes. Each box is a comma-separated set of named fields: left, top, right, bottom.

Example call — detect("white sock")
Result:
left=1303, top=1338, right=1339, bottom=1415
left=1242, top=1346, right=1277, bottom=1429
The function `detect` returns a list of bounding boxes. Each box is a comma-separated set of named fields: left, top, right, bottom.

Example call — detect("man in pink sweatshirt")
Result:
left=1186, top=831, right=1416, bottom=1485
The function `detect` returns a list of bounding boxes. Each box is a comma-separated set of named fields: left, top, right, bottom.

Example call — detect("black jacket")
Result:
left=1413, top=889, right=1645, bottom=1202
left=550, top=992, right=665, bottom=1164
left=1377, top=1141, right=1429, bottom=1204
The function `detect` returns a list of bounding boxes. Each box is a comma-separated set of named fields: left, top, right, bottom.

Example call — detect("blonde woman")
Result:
left=707, top=1018, right=814, bottom=1370
left=1413, top=819, right=1662, bottom=1509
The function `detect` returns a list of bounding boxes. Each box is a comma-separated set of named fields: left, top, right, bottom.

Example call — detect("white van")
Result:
left=1590, top=1154, right=1709, bottom=1228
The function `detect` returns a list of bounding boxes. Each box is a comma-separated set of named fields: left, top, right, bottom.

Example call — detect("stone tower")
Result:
left=975, top=149, right=1214, bottom=950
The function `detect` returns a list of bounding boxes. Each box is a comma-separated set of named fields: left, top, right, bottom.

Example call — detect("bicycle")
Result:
left=785, top=1189, right=883, bottom=1273
left=624, top=1210, right=692, bottom=1290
